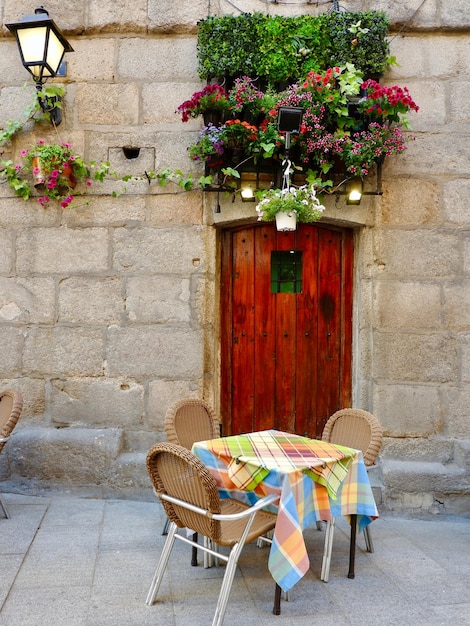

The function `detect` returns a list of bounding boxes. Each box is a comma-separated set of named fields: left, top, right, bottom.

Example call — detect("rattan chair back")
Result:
left=147, top=441, right=223, bottom=541
left=164, top=398, right=220, bottom=450
left=0, top=389, right=23, bottom=454
left=322, top=408, right=383, bottom=466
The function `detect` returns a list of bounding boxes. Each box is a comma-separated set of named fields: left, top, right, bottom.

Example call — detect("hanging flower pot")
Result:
left=203, top=110, right=226, bottom=127
left=256, top=185, right=325, bottom=227
left=275, top=211, right=297, bottom=231
left=61, top=162, right=77, bottom=189
left=31, top=155, right=45, bottom=188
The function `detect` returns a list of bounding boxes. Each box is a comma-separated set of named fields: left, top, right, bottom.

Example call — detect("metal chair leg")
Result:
left=363, top=525, right=374, bottom=552
left=0, top=494, right=9, bottom=519
left=204, top=536, right=220, bottom=568
left=320, top=518, right=335, bottom=582
left=146, top=522, right=177, bottom=605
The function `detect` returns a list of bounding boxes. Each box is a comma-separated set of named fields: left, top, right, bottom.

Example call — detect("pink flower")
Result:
left=60, top=194, right=74, bottom=208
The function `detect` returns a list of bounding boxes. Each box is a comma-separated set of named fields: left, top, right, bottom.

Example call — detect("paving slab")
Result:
left=0, top=493, right=468, bottom=626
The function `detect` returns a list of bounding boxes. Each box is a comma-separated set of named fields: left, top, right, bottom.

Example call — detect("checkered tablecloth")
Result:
left=192, top=429, right=378, bottom=592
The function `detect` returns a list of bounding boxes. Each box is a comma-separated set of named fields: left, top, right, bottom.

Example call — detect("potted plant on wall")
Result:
left=1, top=140, right=110, bottom=207
left=255, top=183, right=325, bottom=230
left=177, top=62, right=418, bottom=194
left=176, top=83, right=230, bottom=125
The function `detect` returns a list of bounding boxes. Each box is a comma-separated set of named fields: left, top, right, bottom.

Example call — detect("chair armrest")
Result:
left=212, top=493, right=278, bottom=521
left=160, top=492, right=278, bottom=521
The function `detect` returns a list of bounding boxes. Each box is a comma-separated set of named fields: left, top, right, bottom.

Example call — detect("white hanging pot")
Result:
left=275, top=211, right=297, bottom=231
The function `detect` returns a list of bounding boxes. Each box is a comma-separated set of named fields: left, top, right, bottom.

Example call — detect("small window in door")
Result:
left=271, top=250, right=302, bottom=293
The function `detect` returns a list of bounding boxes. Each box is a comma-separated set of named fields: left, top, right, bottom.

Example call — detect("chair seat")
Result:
left=217, top=499, right=277, bottom=546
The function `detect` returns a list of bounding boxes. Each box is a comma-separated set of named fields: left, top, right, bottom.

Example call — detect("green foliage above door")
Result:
left=197, top=11, right=391, bottom=84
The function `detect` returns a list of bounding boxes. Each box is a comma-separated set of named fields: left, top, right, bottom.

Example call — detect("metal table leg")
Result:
left=348, top=514, right=357, bottom=579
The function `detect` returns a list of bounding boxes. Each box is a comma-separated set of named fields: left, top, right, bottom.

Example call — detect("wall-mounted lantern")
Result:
left=277, top=106, right=303, bottom=154
left=346, top=178, right=363, bottom=205
left=277, top=106, right=303, bottom=193
left=239, top=169, right=278, bottom=203
left=6, top=6, right=73, bottom=125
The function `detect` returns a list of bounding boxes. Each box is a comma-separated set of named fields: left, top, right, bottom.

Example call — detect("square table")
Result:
left=192, top=429, right=378, bottom=595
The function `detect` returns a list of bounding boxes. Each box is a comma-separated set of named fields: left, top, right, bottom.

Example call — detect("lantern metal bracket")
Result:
left=35, top=83, right=63, bottom=125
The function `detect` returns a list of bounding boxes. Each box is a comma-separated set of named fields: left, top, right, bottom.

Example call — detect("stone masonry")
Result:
left=0, top=0, right=469, bottom=512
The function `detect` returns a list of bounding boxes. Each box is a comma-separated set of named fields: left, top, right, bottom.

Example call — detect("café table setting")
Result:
left=191, top=429, right=378, bottom=601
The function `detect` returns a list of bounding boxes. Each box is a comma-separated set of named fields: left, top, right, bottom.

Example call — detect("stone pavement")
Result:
left=0, top=492, right=469, bottom=626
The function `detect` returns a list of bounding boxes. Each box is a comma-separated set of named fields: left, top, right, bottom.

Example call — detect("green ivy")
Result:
left=323, top=11, right=390, bottom=78
left=197, top=11, right=390, bottom=84
left=197, top=13, right=262, bottom=80
left=0, top=84, right=67, bottom=146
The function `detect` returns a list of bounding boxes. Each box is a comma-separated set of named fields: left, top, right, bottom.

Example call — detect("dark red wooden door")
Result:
left=220, top=222, right=353, bottom=439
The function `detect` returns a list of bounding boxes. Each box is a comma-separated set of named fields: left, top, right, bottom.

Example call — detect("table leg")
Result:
left=273, top=583, right=282, bottom=615
left=348, top=514, right=357, bottom=579
left=191, top=532, right=198, bottom=566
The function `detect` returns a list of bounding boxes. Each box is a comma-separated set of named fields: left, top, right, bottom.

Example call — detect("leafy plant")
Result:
left=227, top=76, right=265, bottom=114
left=323, top=11, right=390, bottom=78
left=1, top=140, right=110, bottom=207
left=357, top=79, right=419, bottom=127
left=255, top=184, right=325, bottom=223
left=197, top=13, right=262, bottom=80
left=0, top=85, right=66, bottom=146
left=187, top=124, right=226, bottom=163
left=255, top=14, right=301, bottom=84
left=178, top=62, right=419, bottom=189
left=176, top=84, right=230, bottom=122
left=196, top=11, right=391, bottom=83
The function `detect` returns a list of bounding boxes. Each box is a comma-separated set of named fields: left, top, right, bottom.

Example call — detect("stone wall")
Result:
left=0, top=0, right=469, bottom=511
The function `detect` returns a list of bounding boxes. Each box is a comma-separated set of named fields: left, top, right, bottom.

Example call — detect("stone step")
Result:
left=454, top=440, right=470, bottom=469
left=380, top=458, right=470, bottom=515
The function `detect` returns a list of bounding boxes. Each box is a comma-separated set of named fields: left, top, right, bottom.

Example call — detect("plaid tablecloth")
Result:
left=192, top=429, right=378, bottom=592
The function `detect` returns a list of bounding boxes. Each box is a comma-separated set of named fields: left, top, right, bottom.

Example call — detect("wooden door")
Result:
left=220, top=222, right=353, bottom=439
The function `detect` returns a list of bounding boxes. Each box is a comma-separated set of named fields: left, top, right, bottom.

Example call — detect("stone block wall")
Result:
left=0, top=0, right=469, bottom=510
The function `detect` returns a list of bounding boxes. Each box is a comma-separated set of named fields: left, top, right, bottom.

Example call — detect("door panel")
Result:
left=253, top=229, right=275, bottom=431
left=231, top=229, right=255, bottom=433
left=220, top=222, right=353, bottom=438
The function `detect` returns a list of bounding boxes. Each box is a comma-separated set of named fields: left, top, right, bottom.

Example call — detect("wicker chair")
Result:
left=320, top=408, right=383, bottom=582
left=0, top=389, right=23, bottom=518
left=164, top=397, right=220, bottom=450
left=161, top=398, right=221, bottom=563
left=145, top=442, right=277, bottom=626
